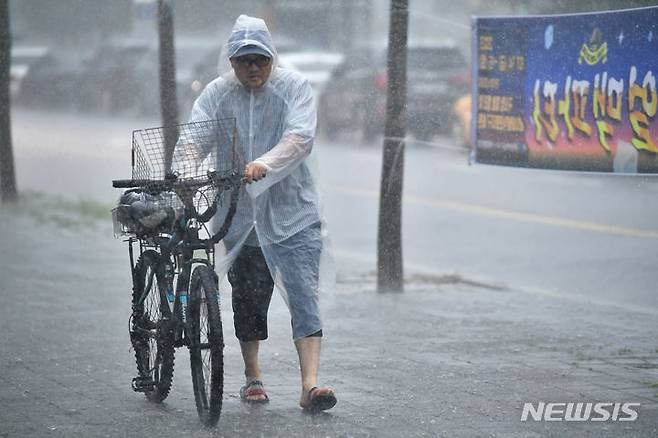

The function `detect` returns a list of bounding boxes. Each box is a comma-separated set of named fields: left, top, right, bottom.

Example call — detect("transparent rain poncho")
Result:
left=178, top=15, right=335, bottom=339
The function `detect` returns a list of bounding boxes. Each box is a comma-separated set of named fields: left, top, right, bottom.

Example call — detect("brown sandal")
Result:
left=304, top=386, right=337, bottom=412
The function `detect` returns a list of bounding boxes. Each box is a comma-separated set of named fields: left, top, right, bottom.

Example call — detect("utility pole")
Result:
left=0, top=0, right=16, bottom=203
left=157, top=0, right=178, bottom=173
left=377, top=0, right=408, bottom=293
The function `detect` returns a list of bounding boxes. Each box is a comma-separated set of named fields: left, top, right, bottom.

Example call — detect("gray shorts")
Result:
left=228, top=222, right=322, bottom=341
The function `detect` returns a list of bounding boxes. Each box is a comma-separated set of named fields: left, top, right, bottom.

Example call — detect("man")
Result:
left=187, top=14, right=336, bottom=412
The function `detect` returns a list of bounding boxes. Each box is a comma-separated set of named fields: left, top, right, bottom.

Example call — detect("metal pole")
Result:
left=0, top=0, right=17, bottom=203
left=157, top=0, right=178, bottom=174
left=377, top=0, right=408, bottom=293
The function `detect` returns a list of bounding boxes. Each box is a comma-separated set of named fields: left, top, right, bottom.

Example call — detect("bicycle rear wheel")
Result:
left=188, top=265, right=224, bottom=426
left=131, top=250, right=175, bottom=402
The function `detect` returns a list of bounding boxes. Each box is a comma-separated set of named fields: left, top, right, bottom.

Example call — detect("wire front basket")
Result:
left=132, top=118, right=241, bottom=181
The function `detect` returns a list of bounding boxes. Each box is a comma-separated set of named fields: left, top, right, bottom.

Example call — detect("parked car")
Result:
left=10, top=45, right=48, bottom=99
left=70, top=38, right=224, bottom=116
left=76, top=39, right=154, bottom=113
left=319, top=41, right=470, bottom=142
left=18, top=47, right=91, bottom=108
left=277, top=51, right=344, bottom=98
left=132, top=39, right=223, bottom=117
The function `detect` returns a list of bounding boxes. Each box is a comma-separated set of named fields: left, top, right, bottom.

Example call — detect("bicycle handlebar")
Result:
left=113, top=171, right=243, bottom=190
left=112, top=179, right=158, bottom=188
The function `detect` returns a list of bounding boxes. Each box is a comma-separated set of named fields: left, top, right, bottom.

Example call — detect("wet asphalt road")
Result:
left=11, top=108, right=658, bottom=309
left=1, top=211, right=657, bottom=437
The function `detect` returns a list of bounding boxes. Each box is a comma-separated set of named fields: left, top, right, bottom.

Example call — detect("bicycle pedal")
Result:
left=131, top=376, right=156, bottom=392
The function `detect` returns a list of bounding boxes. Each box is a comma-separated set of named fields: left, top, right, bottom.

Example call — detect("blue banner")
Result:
left=472, top=6, right=658, bottom=173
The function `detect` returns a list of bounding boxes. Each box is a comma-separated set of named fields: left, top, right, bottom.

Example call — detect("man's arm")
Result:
left=245, top=133, right=311, bottom=182
left=245, top=77, right=316, bottom=195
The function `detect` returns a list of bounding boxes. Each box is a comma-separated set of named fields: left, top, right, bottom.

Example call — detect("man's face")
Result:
left=230, top=54, right=273, bottom=89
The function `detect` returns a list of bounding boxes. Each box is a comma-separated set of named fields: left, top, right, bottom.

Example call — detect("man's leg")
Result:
left=240, top=340, right=262, bottom=382
left=239, top=340, right=267, bottom=402
left=269, top=223, right=334, bottom=409
left=228, top=245, right=274, bottom=402
left=295, top=335, right=321, bottom=407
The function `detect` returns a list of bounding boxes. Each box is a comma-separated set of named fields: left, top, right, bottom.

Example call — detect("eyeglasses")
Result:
left=233, top=55, right=272, bottom=68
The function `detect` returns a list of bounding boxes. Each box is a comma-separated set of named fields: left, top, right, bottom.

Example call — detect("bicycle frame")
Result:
left=127, top=208, right=218, bottom=349
left=117, top=172, right=242, bottom=348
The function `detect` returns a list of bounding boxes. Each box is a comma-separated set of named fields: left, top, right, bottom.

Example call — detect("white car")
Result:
left=277, top=51, right=344, bottom=98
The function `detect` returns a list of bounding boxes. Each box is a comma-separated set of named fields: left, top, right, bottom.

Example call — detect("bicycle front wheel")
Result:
left=188, top=265, right=224, bottom=426
left=131, top=250, right=175, bottom=402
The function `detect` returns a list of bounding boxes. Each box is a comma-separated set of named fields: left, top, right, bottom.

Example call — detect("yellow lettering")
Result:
left=558, top=76, right=574, bottom=140
left=571, top=81, right=592, bottom=137
left=629, top=79, right=645, bottom=112
left=629, top=67, right=657, bottom=117
left=491, top=95, right=501, bottom=112
left=482, top=95, right=491, bottom=111
left=532, top=80, right=559, bottom=143
left=478, top=113, right=487, bottom=130
left=498, top=55, right=507, bottom=72
left=488, top=55, right=497, bottom=71
left=595, top=120, right=614, bottom=152
left=607, top=77, right=624, bottom=121
left=630, top=111, right=658, bottom=153
left=479, top=36, right=493, bottom=51
left=593, top=73, right=607, bottom=119
left=501, top=96, right=514, bottom=112
left=479, top=54, right=488, bottom=71
left=481, top=77, right=500, bottom=90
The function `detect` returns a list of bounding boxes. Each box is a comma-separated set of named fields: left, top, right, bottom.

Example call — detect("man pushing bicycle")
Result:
left=183, top=14, right=337, bottom=412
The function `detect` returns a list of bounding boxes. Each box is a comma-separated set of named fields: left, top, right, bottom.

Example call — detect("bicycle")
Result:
left=111, top=119, right=243, bottom=426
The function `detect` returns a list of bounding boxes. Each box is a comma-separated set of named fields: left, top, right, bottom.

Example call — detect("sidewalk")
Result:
left=0, top=204, right=657, bottom=437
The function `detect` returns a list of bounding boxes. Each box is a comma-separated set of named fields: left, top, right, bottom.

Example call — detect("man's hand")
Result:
left=244, top=161, right=268, bottom=183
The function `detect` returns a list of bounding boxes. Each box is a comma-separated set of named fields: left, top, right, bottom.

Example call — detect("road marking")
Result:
left=331, top=186, right=658, bottom=239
